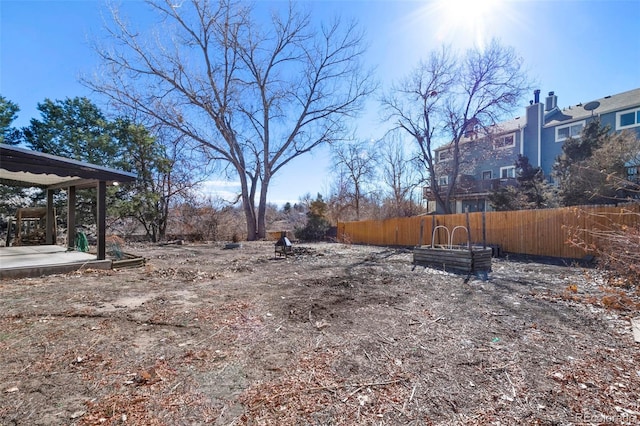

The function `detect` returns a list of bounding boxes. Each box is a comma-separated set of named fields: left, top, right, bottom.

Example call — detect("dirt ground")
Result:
left=1, top=241, right=639, bottom=425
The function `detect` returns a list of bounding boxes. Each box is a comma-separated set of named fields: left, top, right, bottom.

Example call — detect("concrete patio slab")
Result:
left=0, top=245, right=112, bottom=279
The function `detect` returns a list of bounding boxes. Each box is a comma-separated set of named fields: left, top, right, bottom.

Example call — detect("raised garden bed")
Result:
left=413, top=245, right=493, bottom=273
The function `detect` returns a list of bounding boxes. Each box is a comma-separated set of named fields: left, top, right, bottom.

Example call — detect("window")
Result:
left=482, top=170, right=492, bottom=180
left=438, top=176, right=448, bottom=186
left=616, top=107, right=640, bottom=130
left=493, top=133, right=515, bottom=149
left=438, top=150, right=451, bottom=162
left=500, top=166, right=515, bottom=179
left=555, top=121, right=585, bottom=142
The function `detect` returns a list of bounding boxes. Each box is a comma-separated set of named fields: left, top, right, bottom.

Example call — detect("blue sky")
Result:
left=2, top=0, right=640, bottom=206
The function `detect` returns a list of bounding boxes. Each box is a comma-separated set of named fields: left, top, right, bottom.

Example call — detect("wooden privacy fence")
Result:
left=336, top=204, right=640, bottom=259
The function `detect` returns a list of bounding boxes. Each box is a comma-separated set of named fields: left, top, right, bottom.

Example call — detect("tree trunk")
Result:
left=245, top=209, right=257, bottom=240
left=431, top=174, right=449, bottom=214
left=441, top=140, right=462, bottom=214
left=355, top=185, right=360, bottom=221
left=239, top=171, right=259, bottom=241
left=256, top=178, right=269, bottom=240
left=242, top=193, right=258, bottom=241
left=159, top=192, right=168, bottom=241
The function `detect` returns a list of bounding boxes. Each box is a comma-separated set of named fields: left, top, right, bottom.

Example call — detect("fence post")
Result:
left=432, top=215, right=437, bottom=246
left=482, top=211, right=486, bottom=250
left=465, top=208, right=472, bottom=250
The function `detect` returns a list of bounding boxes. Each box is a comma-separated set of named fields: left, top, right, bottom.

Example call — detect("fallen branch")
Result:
left=193, top=325, right=229, bottom=347
left=505, top=371, right=517, bottom=401
left=158, top=240, right=184, bottom=246
left=235, top=308, right=249, bottom=321
left=402, top=384, right=417, bottom=413
left=341, top=386, right=363, bottom=402
left=376, top=332, right=396, bottom=345
left=265, top=378, right=408, bottom=401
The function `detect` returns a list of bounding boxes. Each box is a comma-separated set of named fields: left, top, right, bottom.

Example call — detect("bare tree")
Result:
left=326, top=174, right=352, bottom=223
left=331, top=140, right=377, bottom=220
left=86, top=0, right=374, bottom=240
left=381, top=41, right=529, bottom=213
left=378, top=132, right=421, bottom=217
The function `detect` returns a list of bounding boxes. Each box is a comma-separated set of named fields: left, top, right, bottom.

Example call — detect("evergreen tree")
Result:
left=19, top=98, right=197, bottom=241
left=553, top=119, right=637, bottom=206
left=23, top=97, right=121, bottom=167
left=487, top=186, right=520, bottom=211
left=0, top=95, right=21, bottom=145
left=515, top=155, right=549, bottom=209
left=295, top=194, right=331, bottom=241
left=488, top=155, right=552, bottom=210
left=0, top=96, right=28, bottom=218
left=20, top=98, right=122, bottom=227
left=110, top=120, right=173, bottom=241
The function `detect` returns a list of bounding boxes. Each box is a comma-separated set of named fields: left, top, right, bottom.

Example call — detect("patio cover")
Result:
left=0, top=143, right=137, bottom=260
left=0, top=143, right=136, bottom=188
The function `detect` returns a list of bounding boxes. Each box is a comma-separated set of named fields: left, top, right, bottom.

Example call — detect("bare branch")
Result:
left=86, top=0, right=374, bottom=239
left=381, top=40, right=530, bottom=213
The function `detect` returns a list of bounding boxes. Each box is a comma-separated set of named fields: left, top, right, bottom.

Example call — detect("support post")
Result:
left=97, top=181, right=107, bottom=260
left=67, top=186, right=76, bottom=250
left=46, top=189, right=55, bottom=245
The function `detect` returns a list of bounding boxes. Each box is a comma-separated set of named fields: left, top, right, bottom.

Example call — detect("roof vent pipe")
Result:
left=545, top=91, right=557, bottom=112
left=534, top=89, right=541, bottom=104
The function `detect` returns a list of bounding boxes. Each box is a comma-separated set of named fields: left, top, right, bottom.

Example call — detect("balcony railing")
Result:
left=423, top=178, right=517, bottom=199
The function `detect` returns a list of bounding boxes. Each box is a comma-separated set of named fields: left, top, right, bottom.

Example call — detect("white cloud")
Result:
left=201, top=180, right=241, bottom=189
left=197, top=180, right=241, bottom=203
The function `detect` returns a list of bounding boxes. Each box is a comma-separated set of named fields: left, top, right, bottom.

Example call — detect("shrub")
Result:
left=566, top=206, right=640, bottom=288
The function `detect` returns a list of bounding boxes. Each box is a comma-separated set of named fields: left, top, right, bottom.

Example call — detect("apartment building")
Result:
left=427, top=87, right=640, bottom=213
